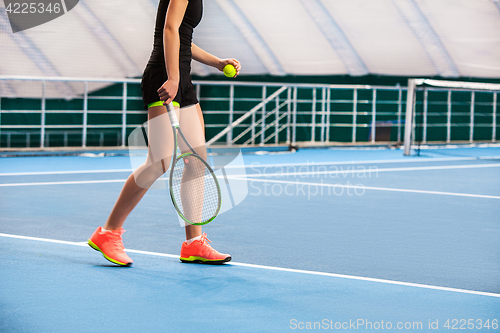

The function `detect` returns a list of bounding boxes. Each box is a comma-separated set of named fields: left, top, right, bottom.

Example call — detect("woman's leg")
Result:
left=103, top=103, right=222, bottom=246
left=104, top=105, right=173, bottom=230
left=103, top=175, right=148, bottom=230
left=179, top=104, right=231, bottom=263
left=183, top=103, right=206, bottom=240
left=88, top=104, right=174, bottom=266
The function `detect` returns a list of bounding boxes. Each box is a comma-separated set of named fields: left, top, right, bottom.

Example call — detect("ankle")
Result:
left=186, top=235, right=202, bottom=244
left=102, top=224, right=121, bottom=232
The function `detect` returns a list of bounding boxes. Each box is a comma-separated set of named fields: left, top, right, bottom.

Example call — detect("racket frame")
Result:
left=166, top=103, right=222, bottom=226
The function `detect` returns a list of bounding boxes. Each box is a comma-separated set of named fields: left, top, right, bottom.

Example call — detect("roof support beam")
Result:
left=215, top=0, right=285, bottom=75
left=0, top=11, right=75, bottom=97
left=74, top=1, right=140, bottom=78
left=148, top=0, right=159, bottom=7
left=493, top=0, right=500, bottom=13
left=0, top=78, right=17, bottom=98
left=299, top=0, right=369, bottom=76
left=394, top=0, right=460, bottom=78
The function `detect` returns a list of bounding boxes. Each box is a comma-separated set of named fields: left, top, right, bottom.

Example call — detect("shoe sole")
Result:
left=88, top=239, right=132, bottom=267
left=180, top=256, right=231, bottom=265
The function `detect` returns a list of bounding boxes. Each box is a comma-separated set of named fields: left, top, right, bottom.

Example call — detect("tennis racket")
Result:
left=166, top=103, right=222, bottom=225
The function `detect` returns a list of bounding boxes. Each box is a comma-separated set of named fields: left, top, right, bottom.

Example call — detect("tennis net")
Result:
left=403, top=79, right=500, bottom=156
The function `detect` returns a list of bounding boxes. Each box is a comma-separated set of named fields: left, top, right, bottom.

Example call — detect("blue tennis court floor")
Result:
left=1, top=146, right=499, bottom=332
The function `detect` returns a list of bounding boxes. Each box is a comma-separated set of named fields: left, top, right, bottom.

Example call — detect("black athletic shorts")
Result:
left=141, top=64, right=199, bottom=109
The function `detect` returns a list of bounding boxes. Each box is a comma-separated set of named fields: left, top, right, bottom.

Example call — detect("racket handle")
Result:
left=166, top=102, right=179, bottom=127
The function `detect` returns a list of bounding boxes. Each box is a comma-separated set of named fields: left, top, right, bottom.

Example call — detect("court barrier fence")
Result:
left=0, top=76, right=498, bottom=152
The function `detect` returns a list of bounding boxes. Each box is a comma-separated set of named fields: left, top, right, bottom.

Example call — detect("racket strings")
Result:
left=171, top=154, right=220, bottom=224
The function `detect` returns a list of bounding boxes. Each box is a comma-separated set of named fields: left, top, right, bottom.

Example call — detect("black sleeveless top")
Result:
left=147, top=0, right=203, bottom=72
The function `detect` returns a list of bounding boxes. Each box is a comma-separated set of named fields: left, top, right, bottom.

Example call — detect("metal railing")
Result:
left=0, top=130, right=122, bottom=148
left=198, top=81, right=406, bottom=147
left=0, top=75, right=143, bottom=148
left=0, top=75, right=410, bottom=149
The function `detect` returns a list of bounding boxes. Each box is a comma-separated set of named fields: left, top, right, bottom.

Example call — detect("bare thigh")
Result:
left=132, top=104, right=206, bottom=189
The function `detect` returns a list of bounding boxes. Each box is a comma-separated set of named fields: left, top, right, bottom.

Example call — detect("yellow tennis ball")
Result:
left=223, top=64, right=236, bottom=78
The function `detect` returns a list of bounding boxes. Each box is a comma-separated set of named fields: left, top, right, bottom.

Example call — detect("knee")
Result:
left=133, top=159, right=169, bottom=189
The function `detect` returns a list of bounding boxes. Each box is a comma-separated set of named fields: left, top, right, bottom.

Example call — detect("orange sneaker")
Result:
left=180, top=233, right=231, bottom=264
left=88, top=226, right=133, bottom=266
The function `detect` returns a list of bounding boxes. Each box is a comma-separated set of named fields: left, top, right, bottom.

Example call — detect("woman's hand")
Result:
left=157, top=79, right=179, bottom=105
left=218, top=58, right=241, bottom=77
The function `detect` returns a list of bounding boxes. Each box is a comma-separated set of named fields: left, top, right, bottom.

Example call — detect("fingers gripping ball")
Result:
left=223, top=64, right=236, bottom=78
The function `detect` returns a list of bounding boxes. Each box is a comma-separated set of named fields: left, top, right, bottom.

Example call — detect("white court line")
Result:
left=5, top=176, right=492, bottom=201
left=231, top=177, right=500, bottom=200
left=0, top=177, right=168, bottom=187
left=240, top=163, right=500, bottom=178
left=0, top=169, right=132, bottom=176
left=236, top=155, right=500, bottom=169
left=0, top=179, right=127, bottom=187
left=1, top=163, right=499, bottom=190
left=1, top=155, right=500, bottom=177
left=0, top=232, right=498, bottom=299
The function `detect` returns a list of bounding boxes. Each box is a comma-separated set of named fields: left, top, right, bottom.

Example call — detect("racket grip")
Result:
left=166, top=102, right=179, bottom=126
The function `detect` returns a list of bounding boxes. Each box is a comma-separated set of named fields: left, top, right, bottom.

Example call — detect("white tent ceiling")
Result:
left=0, top=0, right=499, bottom=98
